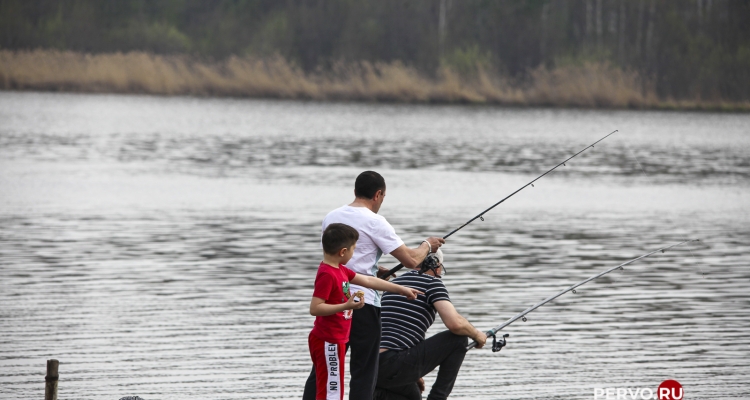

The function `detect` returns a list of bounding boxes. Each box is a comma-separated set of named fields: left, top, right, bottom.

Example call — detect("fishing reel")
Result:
left=489, top=333, right=509, bottom=352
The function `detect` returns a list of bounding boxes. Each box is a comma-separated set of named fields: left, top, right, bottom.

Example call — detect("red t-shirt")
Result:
left=310, top=262, right=358, bottom=343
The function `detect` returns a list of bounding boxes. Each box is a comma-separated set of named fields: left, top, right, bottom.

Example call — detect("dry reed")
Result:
left=1, top=49, right=746, bottom=110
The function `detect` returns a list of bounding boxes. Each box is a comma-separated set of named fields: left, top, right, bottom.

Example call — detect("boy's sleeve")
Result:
left=371, top=217, right=404, bottom=255
left=343, top=266, right=356, bottom=281
left=312, top=272, right=334, bottom=301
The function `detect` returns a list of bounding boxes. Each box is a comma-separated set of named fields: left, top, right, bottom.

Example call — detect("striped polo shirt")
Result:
left=380, top=270, right=451, bottom=350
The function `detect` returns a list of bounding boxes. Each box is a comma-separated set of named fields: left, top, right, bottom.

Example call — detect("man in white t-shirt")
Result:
left=303, top=171, right=444, bottom=400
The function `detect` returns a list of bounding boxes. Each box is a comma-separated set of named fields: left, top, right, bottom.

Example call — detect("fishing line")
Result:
left=625, top=143, right=649, bottom=177
left=466, top=240, right=699, bottom=351
left=381, top=130, right=619, bottom=280
left=606, top=143, right=725, bottom=362
left=625, top=143, right=707, bottom=278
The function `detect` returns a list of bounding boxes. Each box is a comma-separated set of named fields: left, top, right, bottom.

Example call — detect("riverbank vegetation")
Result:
left=1, top=1, right=748, bottom=110
left=0, top=49, right=656, bottom=108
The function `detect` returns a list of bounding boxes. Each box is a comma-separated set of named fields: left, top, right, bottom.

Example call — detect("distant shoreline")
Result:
left=2, top=50, right=748, bottom=112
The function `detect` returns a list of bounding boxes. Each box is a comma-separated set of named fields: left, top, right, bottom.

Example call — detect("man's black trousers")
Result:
left=373, top=330, right=469, bottom=400
left=303, top=303, right=381, bottom=400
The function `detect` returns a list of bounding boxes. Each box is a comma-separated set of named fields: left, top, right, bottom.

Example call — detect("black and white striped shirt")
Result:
left=380, top=271, right=451, bottom=350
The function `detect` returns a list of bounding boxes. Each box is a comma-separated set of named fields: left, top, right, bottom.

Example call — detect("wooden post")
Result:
left=45, top=359, right=59, bottom=400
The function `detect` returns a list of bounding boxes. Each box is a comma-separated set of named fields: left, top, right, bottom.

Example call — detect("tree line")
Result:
left=1, top=0, right=748, bottom=102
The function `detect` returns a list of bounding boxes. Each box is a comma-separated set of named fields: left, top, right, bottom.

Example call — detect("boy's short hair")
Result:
left=354, top=171, right=386, bottom=199
left=322, top=223, right=359, bottom=255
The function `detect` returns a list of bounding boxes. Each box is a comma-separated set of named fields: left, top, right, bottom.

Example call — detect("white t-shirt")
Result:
left=322, top=205, right=404, bottom=307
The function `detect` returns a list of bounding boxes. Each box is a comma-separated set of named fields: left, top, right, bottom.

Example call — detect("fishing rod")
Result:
left=380, top=129, right=619, bottom=280
left=466, top=239, right=699, bottom=351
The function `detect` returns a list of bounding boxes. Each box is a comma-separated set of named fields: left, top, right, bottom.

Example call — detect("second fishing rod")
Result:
left=380, top=129, right=619, bottom=280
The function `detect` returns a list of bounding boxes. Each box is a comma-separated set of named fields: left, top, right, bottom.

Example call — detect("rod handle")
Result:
left=380, top=263, right=404, bottom=280
left=465, top=330, right=495, bottom=351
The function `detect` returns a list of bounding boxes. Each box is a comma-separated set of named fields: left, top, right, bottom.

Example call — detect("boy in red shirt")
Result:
left=309, top=223, right=422, bottom=400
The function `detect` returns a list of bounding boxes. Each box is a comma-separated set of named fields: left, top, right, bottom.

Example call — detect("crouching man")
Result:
left=374, top=250, right=487, bottom=400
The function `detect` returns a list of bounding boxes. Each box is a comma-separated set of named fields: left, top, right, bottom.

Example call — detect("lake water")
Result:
left=1, top=91, right=749, bottom=399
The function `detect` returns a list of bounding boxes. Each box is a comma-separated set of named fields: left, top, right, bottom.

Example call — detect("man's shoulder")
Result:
left=396, top=272, right=449, bottom=295
left=324, top=205, right=391, bottom=228
left=323, top=205, right=350, bottom=222
left=393, top=271, right=436, bottom=287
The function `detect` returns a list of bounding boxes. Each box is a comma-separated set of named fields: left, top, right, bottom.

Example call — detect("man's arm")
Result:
left=389, top=236, right=445, bottom=269
left=433, top=300, right=487, bottom=348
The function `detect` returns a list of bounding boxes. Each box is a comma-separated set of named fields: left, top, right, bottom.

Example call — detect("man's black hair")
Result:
left=354, top=171, right=386, bottom=199
left=322, top=223, right=359, bottom=255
